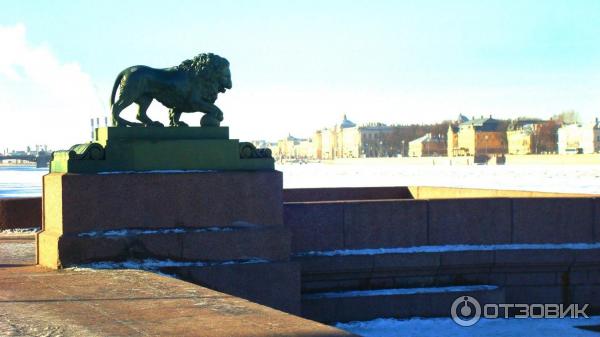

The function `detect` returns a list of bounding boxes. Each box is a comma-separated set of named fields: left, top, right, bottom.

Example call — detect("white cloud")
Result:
left=0, top=24, right=104, bottom=151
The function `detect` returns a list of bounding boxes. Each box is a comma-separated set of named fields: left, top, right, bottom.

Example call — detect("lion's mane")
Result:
left=177, top=53, right=229, bottom=82
left=175, top=53, right=229, bottom=103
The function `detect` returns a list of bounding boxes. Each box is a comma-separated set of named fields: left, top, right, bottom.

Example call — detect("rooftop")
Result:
left=340, top=114, right=356, bottom=129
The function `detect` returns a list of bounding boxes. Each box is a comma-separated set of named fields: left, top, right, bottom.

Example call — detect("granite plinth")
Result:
left=37, top=170, right=285, bottom=269
left=50, top=224, right=291, bottom=266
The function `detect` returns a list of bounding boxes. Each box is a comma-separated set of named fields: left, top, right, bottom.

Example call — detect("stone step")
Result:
left=162, top=261, right=300, bottom=315
left=295, top=246, right=600, bottom=293
left=53, top=223, right=290, bottom=266
left=301, top=284, right=505, bottom=323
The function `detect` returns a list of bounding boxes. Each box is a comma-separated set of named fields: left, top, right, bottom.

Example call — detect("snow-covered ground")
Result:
left=335, top=316, right=600, bottom=337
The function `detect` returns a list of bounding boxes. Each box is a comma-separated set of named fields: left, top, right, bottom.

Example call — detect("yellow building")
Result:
left=316, top=115, right=394, bottom=159
left=320, top=128, right=336, bottom=159
left=507, top=129, right=533, bottom=154
left=341, top=126, right=361, bottom=158
left=447, top=115, right=468, bottom=157
left=312, top=130, right=322, bottom=159
left=275, top=134, right=315, bottom=159
left=447, top=125, right=459, bottom=157
left=506, top=121, right=538, bottom=154
left=450, top=116, right=507, bottom=156
left=277, top=114, right=395, bottom=160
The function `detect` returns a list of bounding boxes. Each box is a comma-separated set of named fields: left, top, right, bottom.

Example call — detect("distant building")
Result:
left=557, top=120, right=600, bottom=154
left=320, top=128, right=336, bottom=159
left=275, top=134, right=313, bottom=159
left=358, top=123, right=395, bottom=158
left=447, top=114, right=469, bottom=157
left=447, top=124, right=459, bottom=157
left=315, top=115, right=395, bottom=159
left=408, top=133, right=447, bottom=157
left=507, top=127, right=535, bottom=155
left=506, top=119, right=544, bottom=155
left=312, top=130, right=323, bottom=159
left=448, top=116, right=507, bottom=156
left=276, top=114, right=396, bottom=160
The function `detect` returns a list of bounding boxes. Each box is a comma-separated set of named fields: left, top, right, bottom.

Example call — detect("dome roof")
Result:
left=340, top=114, right=356, bottom=128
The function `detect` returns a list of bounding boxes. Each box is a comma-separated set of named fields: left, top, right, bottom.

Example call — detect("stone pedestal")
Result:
left=37, top=170, right=286, bottom=268
left=37, top=127, right=296, bottom=313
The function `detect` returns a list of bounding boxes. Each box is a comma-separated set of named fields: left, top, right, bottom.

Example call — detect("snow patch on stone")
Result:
left=77, top=226, right=235, bottom=238
left=97, top=169, right=216, bottom=175
left=298, top=242, right=600, bottom=257
left=304, top=285, right=498, bottom=299
left=0, top=227, right=40, bottom=235
left=70, top=258, right=269, bottom=271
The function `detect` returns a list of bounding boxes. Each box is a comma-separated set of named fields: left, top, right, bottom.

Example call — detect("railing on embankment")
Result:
left=0, top=197, right=41, bottom=230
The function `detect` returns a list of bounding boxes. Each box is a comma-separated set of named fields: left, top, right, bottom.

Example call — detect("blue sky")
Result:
left=1, top=0, right=600, bottom=149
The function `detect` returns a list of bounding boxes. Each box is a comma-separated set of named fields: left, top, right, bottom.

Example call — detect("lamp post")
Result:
left=401, top=140, right=405, bottom=157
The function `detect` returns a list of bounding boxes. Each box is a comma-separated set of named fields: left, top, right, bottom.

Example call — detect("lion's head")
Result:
left=177, top=53, right=232, bottom=102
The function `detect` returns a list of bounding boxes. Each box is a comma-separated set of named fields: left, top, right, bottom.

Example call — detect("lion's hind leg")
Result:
left=111, top=97, right=143, bottom=127
left=136, top=96, right=163, bottom=127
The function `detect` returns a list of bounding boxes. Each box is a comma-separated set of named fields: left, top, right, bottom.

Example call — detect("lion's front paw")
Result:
left=200, top=114, right=220, bottom=127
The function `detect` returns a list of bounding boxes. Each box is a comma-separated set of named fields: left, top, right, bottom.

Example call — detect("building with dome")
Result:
left=317, top=115, right=395, bottom=159
left=274, top=114, right=395, bottom=160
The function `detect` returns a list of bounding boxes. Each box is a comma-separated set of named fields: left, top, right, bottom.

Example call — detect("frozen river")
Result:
left=2, top=161, right=600, bottom=198
left=0, top=166, right=47, bottom=198
left=279, top=161, right=600, bottom=195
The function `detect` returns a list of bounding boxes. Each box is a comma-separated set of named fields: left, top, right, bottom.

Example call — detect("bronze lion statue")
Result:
left=109, top=53, right=232, bottom=127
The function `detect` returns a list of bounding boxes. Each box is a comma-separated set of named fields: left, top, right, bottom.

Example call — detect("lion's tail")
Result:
left=109, top=71, right=125, bottom=108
